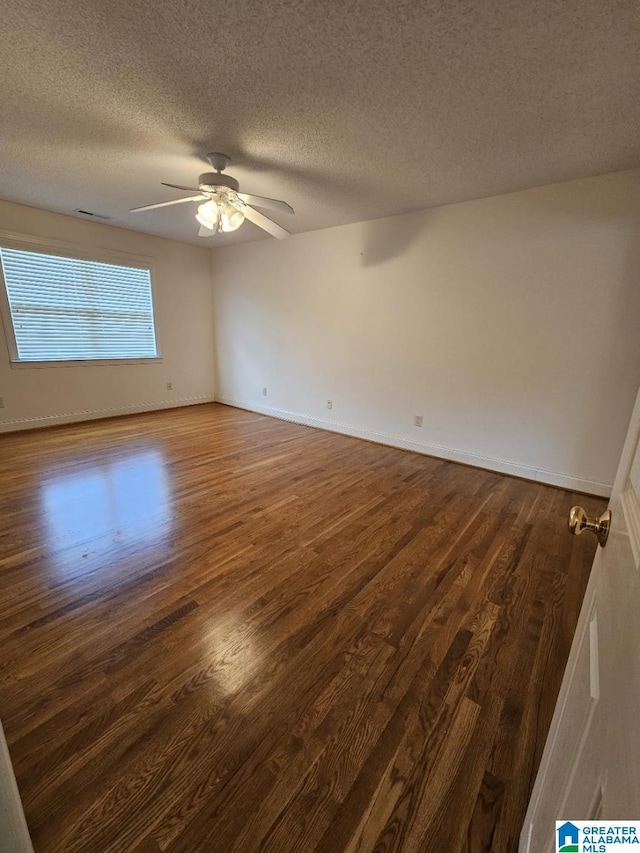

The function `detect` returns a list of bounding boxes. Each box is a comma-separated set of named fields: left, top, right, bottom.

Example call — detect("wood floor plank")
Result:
left=0, top=403, right=605, bottom=852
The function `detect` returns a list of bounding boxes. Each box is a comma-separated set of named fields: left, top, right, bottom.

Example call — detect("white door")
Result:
left=520, top=385, right=640, bottom=852
left=0, top=719, right=33, bottom=852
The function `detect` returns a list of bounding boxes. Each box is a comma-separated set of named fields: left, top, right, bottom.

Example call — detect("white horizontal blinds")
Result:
left=0, top=248, right=158, bottom=361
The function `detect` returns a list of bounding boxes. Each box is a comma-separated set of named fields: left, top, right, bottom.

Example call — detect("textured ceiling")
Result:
left=0, top=0, right=639, bottom=246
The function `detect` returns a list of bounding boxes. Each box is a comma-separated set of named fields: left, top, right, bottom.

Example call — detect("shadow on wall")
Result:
left=360, top=208, right=431, bottom=266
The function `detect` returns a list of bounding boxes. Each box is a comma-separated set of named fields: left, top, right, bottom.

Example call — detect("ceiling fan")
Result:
left=130, top=153, right=294, bottom=239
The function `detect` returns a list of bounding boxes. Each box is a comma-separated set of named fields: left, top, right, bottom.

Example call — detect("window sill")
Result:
left=10, top=357, right=163, bottom=369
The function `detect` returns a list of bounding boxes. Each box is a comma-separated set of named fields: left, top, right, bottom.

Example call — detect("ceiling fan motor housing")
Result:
left=198, top=172, right=239, bottom=193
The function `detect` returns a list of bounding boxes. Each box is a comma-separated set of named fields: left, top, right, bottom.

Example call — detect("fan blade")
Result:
left=198, top=224, right=214, bottom=237
left=237, top=193, right=294, bottom=214
left=243, top=206, right=290, bottom=239
left=130, top=194, right=206, bottom=213
left=161, top=182, right=202, bottom=192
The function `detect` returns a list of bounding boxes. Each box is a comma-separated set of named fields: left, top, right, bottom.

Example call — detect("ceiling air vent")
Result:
left=72, top=208, right=112, bottom=221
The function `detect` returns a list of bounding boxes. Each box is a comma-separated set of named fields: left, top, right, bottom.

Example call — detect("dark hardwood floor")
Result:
left=0, top=403, right=605, bottom=852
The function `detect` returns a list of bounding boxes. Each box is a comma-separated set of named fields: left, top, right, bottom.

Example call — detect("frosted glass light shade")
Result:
left=195, top=200, right=219, bottom=231
left=220, top=202, right=245, bottom=233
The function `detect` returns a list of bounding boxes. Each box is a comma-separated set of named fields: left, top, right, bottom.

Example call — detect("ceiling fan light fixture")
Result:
left=195, top=200, right=219, bottom=231
left=220, top=202, right=245, bottom=233
left=130, top=154, right=291, bottom=239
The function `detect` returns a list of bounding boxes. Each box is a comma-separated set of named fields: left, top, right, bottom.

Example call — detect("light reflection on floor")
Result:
left=40, top=448, right=173, bottom=575
left=204, top=615, right=260, bottom=699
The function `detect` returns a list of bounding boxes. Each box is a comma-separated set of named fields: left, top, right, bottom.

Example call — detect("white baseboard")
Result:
left=0, top=394, right=216, bottom=433
left=215, top=395, right=612, bottom=498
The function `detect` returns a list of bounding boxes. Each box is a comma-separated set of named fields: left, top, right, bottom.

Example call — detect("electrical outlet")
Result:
left=414, top=415, right=423, bottom=427
left=262, top=387, right=268, bottom=396
left=0, top=397, right=4, bottom=408
left=327, top=399, right=332, bottom=410
left=166, top=382, right=173, bottom=391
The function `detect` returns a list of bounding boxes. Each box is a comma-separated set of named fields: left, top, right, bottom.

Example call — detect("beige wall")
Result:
left=212, top=169, right=640, bottom=496
left=0, top=201, right=215, bottom=430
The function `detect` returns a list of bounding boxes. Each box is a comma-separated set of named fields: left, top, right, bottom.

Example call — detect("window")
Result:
left=0, top=242, right=159, bottom=364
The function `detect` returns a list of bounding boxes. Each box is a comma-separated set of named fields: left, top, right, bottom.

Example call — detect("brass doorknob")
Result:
left=568, top=506, right=611, bottom=547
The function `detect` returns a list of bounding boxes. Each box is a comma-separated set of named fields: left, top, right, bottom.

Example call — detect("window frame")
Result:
left=0, top=230, right=163, bottom=368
